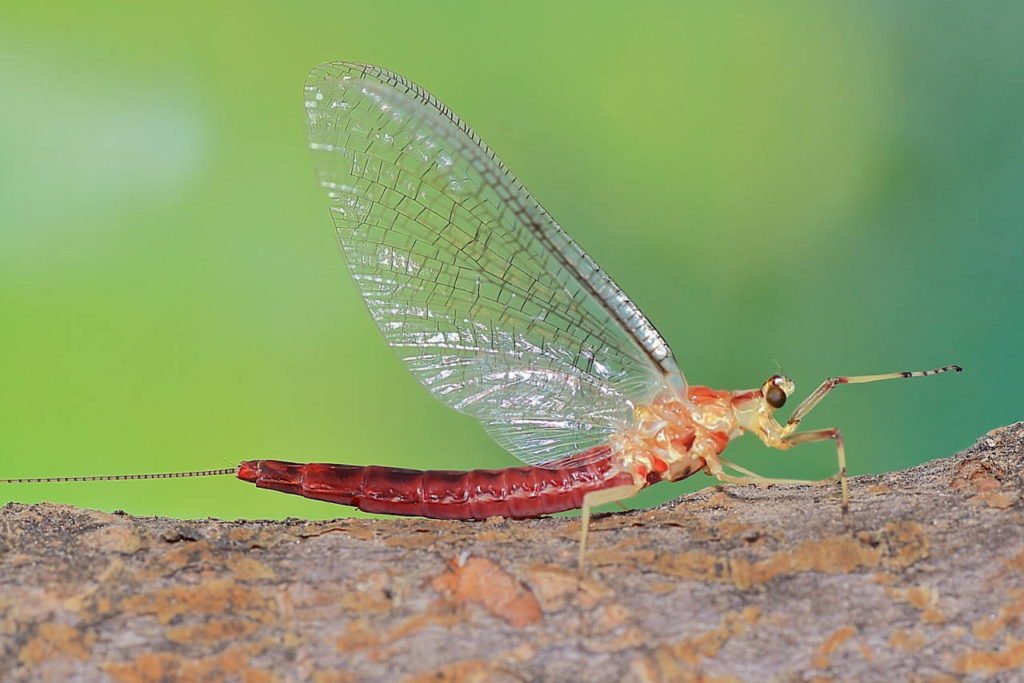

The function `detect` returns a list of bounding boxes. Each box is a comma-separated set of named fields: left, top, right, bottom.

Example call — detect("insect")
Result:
left=3, top=62, right=961, bottom=570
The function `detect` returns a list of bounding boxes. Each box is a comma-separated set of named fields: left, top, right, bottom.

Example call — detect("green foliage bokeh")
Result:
left=1, top=1, right=1021, bottom=519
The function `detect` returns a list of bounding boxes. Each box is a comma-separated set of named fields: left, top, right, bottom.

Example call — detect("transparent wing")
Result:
left=305, top=62, right=684, bottom=467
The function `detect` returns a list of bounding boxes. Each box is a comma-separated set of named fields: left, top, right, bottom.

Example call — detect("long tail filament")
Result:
left=0, top=468, right=237, bottom=484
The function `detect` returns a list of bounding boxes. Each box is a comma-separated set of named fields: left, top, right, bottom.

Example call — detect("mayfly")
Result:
left=3, top=62, right=961, bottom=569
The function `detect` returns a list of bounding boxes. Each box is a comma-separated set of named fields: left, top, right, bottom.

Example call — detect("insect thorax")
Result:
left=610, top=387, right=738, bottom=485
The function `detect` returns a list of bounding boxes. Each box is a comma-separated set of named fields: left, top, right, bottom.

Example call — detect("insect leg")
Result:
left=785, top=365, right=961, bottom=430
left=721, top=459, right=839, bottom=487
left=578, top=484, right=642, bottom=575
left=782, top=428, right=847, bottom=510
left=709, top=431, right=846, bottom=507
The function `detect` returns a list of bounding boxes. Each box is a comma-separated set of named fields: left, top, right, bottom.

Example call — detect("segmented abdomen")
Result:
left=236, top=452, right=636, bottom=519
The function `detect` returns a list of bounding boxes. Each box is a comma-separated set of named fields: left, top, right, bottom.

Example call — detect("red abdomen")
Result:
left=236, top=449, right=635, bottom=519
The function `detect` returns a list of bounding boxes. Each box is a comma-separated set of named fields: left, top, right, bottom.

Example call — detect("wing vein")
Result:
left=305, top=62, right=685, bottom=467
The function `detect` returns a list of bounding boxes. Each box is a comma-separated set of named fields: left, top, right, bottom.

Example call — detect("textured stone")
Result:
left=1, top=423, right=1023, bottom=682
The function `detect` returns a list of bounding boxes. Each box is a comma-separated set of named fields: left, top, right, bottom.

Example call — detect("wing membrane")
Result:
left=305, top=62, right=683, bottom=466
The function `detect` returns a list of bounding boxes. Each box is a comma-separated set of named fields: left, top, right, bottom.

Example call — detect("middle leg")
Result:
left=707, top=428, right=847, bottom=509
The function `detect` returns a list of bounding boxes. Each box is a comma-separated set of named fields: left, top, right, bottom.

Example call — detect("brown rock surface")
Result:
left=2, top=423, right=1023, bottom=682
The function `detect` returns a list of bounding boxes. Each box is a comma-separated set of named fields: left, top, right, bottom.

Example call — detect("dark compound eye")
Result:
left=765, top=383, right=787, bottom=409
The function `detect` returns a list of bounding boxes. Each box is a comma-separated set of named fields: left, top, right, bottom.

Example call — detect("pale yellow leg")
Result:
left=786, top=365, right=961, bottom=429
left=720, top=460, right=839, bottom=487
left=713, top=470, right=840, bottom=488
left=714, top=427, right=848, bottom=510
left=770, top=364, right=959, bottom=511
left=783, top=428, right=848, bottom=510
left=578, top=484, right=642, bottom=575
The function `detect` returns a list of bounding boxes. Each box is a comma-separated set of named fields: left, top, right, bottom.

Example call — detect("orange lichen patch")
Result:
left=858, top=643, right=874, bottom=662
left=923, top=675, right=958, bottom=683
left=230, top=557, right=274, bottom=581
left=291, top=521, right=354, bottom=538
left=748, top=522, right=925, bottom=587
left=959, top=474, right=1002, bottom=493
left=383, top=531, right=450, bottom=550
left=950, top=459, right=1005, bottom=495
left=232, top=557, right=277, bottom=581
left=592, top=626, right=648, bottom=653
left=867, top=483, right=892, bottom=495
left=872, top=572, right=898, bottom=586
left=716, top=520, right=758, bottom=540
left=62, top=592, right=112, bottom=620
left=104, top=653, right=179, bottom=683
left=889, top=628, right=925, bottom=652
left=335, top=619, right=378, bottom=652
left=311, top=672, right=357, bottom=683
left=666, top=608, right=762, bottom=663
left=603, top=522, right=928, bottom=590
left=603, top=535, right=650, bottom=551
left=970, top=490, right=1019, bottom=509
left=905, top=585, right=939, bottom=610
left=165, top=618, right=260, bottom=645
left=337, top=572, right=394, bottom=614
left=954, top=637, right=1024, bottom=675
left=647, top=581, right=677, bottom=594
left=1, top=552, right=35, bottom=569
left=120, top=579, right=277, bottom=625
left=338, top=589, right=391, bottom=614
left=882, top=522, right=930, bottom=568
left=971, top=590, right=1024, bottom=640
left=405, top=659, right=520, bottom=683
left=473, top=528, right=519, bottom=544
left=525, top=564, right=585, bottom=611
left=811, top=624, right=857, bottom=669
left=432, top=557, right=541, bottom=628
left=336, top=611, right=464, bottom=654
left=226, top=527, right=259, bottom=542
left=388, top=609, right=466, bottom=642
left=225, top=527, right=288, bottom=547
left=632, top=671, right=741, bottom=683
left=340, top=524, right=379, bottom=541
left=694, top=490, right=733, bottom=510
left=18, top=623, right=95, bottom=665
left=629, top=608, right=760, bottom=679
left=886, top=584, right=940, bottom=620
left=1005, top=549, right=1024, bottom=572
left=61, top=559, right=125, bottom=614
left=409, top=647, right=536, bottom=683
left=79, top=525, right=143, bottom=554
left=588, top=545, right=651, bottom=567
left=592, top=602, right=632, bottom=633
left=135, top=541, right=219, bottom=579
left=652, top=550, right=728, bottom=581
left=104, top=647, right=275, bottom=683
left=571, top=512, right=649, bottom=537
left=590, top=546, right=723, bottom=580
left=730, top=536, right=880, bottom=589
left=380, top=536, right=436, bottom=552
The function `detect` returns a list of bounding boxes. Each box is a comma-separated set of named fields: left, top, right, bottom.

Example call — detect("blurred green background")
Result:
left=1, top=2, right=1021, bottom=520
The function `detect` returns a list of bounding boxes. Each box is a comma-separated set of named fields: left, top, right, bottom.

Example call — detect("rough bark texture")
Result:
left=2, top=423, right=1023, bottom=683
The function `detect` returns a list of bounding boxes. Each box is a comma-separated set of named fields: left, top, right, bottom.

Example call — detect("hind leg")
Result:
left=578, top=484, right=642, bottom=575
